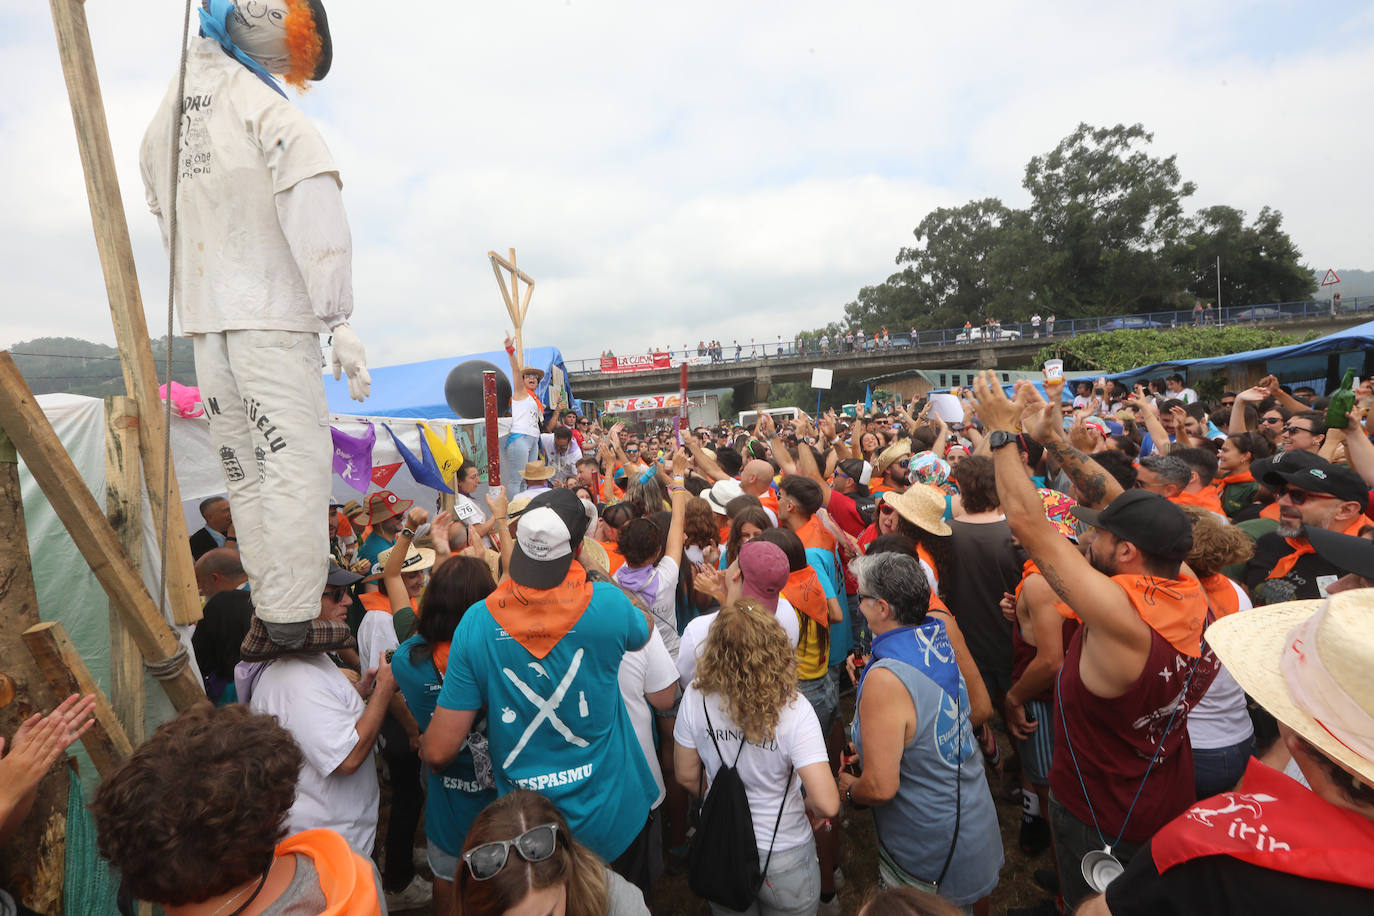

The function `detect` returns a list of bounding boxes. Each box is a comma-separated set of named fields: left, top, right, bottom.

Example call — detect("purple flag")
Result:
left=331, top=423, right=376, bottom=493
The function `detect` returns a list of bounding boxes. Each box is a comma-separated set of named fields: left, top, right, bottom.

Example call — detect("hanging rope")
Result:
left=157, top=0, right=195, bottom=623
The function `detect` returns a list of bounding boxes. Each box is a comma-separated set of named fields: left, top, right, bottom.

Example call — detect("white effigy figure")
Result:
left=141, top=0, right=370, bottom=648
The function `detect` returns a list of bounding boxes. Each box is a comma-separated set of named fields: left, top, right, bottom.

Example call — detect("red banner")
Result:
left=603, top=393, right=682, bottom=413
left=370, top=462, right=402, bottom=487
left=600, top=352, right=671, bottom=374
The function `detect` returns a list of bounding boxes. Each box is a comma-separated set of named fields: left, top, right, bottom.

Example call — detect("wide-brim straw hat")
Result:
left=1206, top=590, right=1374, bottom=784
left=578, top=538, right=611, bottom=575
left=521, top=460, right=557, bottom=481
left=885, top=483, right=951, bottom=537
left=374, top=544, right=436, bottom=575
left=874, top=438, right=913, bottom=475
left=522, top=366, right=546, bottom=380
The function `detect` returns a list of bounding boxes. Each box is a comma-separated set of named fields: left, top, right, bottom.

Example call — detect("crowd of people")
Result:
left=8, top=362, right=1374, bottom=916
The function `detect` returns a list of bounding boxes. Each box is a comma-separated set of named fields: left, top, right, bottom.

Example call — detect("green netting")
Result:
left=63, top=772, right=121, bottom=916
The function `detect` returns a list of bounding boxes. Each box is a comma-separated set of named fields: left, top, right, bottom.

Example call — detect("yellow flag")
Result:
left=419, top=421, right=464, bottom=482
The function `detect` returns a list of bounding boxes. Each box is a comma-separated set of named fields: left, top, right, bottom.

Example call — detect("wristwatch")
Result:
left=399, top=526, right=415, bottom=540
left=845, top=785, right=854, bottom=805
left=988, top=429, right=1018, bottom=450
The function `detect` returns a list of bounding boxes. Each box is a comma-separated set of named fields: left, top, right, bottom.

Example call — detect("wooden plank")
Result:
left=47, top=0, right=201, bottom=626
left=22, top=621, right=134, bottom=778
left=0, top=353, right=205, bottom=711
left=104, top=396, right=147, bottom=745
left=0, top=426, right=69, bottom=914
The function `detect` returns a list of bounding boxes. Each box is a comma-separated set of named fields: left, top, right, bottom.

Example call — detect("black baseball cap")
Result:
left=1305, top=525, right=1374, bottom=579
left=1258, top=454, right=1369, bottom=512
left=326, top=560, right=363, bottom=587
left=1070, top=489, right=1194, bottom=562
left=509, top=489, right=590, bottom=589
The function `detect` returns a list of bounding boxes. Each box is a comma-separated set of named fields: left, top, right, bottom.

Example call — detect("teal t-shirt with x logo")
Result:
left=438, top=581, right=655, bottom=862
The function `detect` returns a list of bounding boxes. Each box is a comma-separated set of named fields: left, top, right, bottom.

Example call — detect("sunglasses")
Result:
left=463, top=824, right=559, bottom=880
left=322, top=586, right=347, bottom=602
left=1275, top=486, right=1340, bottom=506
left=857, top=593, right=883, bottom=604
left=1259, top=416, right=1284, bottom=425
left=625, top=448, right=639, bottom=454
left=879, top=503, right=895, bottom=515
left=895, top=459, right=910, bottom=469
left=1282, top=426, right=1315, bottom=436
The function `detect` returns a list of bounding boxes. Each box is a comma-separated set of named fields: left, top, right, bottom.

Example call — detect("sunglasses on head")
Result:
left=1275, top=486, right=1339, bottom=506
left=463, top=823, right=559, bottom=880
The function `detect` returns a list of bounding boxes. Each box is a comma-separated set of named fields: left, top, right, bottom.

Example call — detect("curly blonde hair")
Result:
left=1180, top=505, right=1254, bottom=577
left=694, top=600, right=797, bottom=745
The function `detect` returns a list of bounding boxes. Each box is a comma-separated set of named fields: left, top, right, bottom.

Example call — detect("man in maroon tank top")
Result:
left=973, top=374, right=1215, bottom=910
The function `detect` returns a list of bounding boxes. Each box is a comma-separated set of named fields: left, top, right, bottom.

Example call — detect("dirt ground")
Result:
left=390, top=694, right=1052, bottom=915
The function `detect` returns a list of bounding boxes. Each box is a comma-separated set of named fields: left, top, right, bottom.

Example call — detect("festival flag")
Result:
left=419, top=421, right=464, bottom=484
left=384, top=424, right=453, bottom=493
left=330, top=423, right=376, bottom=494
left=864, top=385, right=874, bottom=414
left=370, top=462, right=402, bottom=488
left=417, top=428, right=456, bottom=493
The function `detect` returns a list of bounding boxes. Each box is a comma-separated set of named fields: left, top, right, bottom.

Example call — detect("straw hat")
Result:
left=341, top=500, right=366, bottom=523
left=520, top=459, right=557, bottom=481
left=1206, top=590, right=1374, bottom=784
left=874, top=438, right=913, bottom=475
left=885, top=483, right=951, bottom=536
left=521, top=366, right=545, bottom=380
left=578, top=538, right=611, bottom=575
left=371, top=543, right=436, bottom=579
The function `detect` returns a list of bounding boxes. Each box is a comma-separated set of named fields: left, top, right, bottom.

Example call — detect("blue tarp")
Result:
left=1069, top=320, right=1374, bottom=386
left=323, top=346, right=571, bottom=419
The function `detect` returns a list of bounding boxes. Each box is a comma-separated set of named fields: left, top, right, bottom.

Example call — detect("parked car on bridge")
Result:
left=1230, top=306, right=1283, bottom=322
left=1101, top=317, right=1165, bottom=331
left=955, top=326, right=1022, bottom=343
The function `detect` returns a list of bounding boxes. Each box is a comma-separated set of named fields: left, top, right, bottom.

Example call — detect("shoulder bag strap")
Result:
left=701, top=697, right=746, bottom=767
left=932, top=704, right=963, bottom=890
left=760, top=764, right=794, bottom=878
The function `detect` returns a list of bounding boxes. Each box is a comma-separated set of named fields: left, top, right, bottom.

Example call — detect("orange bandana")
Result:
left=433, top=640, right=451, bottom=678
left=1268, top=514, right=1372, bottom=581
left=356, top=592, right=417, bottom=617
left=1212, top=470, right=1254, bottom=490
left=1198, top=574, right=1240, bottom=619
left=796, top=515, right=836, bottom=552
left=275, top=829, right=382, bottom=915
left=1171, top=487, right=1224, bottom=515
left=784, top=567, right=829, bottom=629
left=916, top=543, right=950, bottom=612
left=1112, top=574, right=1208, bottom=657
left=485, top=564, right=595, bottom=659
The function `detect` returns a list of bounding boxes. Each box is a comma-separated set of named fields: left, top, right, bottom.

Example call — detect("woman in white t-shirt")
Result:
left=502, top=330, right=546, bottom=498
left=674, top=601, right=840, bottom=916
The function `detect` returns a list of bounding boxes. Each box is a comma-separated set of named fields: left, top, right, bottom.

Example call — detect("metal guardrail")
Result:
left=564, top=295, right=1372, bottom=374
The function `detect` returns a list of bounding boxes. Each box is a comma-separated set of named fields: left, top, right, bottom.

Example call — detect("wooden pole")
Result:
left=47, top=0, right=201, bottom=626
left=104, top=396, right=147, bottom=744
left=0, top=427, right=69, bottom=914
left=0, top=353, right=204, bottom=711
left=22, top=622, right=134, bottom=778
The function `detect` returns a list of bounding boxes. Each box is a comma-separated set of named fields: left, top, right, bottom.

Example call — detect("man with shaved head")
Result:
left=740, top=458, right=780, bottom=523
left=195, top=546, right=249, bottom=599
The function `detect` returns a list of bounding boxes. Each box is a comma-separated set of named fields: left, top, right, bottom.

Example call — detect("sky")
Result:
left=3, top=1, right=1373, bottom=371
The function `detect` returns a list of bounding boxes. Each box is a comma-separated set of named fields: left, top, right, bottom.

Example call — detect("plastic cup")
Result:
left=1044, top=359, right=1064, bottom=381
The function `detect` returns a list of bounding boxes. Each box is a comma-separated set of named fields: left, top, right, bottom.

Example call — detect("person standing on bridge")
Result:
left=1046, top=314, right=1055, bottom=336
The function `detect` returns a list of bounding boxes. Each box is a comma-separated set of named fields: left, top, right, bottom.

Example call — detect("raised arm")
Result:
left=1337, top=408, right=1374, bottom=486
left=972, top=373, right=1149, bottom=697
left=383, top=506, right=428, bottom=612
left=665, top=450, right=690, bottom=562
left=504, top=331, right=528, bottom=401
left=486, top=489, right=512, bottom=582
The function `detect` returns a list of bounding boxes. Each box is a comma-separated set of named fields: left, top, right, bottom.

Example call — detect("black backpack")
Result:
left=687, top=700, right=793, bottom=911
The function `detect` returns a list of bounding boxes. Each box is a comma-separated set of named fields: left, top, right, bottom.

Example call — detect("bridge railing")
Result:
left=564, top=295, right=1372, bottom=374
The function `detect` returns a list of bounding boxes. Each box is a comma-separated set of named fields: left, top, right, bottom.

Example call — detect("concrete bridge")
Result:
left=567, top=309, right=1370, bottom=407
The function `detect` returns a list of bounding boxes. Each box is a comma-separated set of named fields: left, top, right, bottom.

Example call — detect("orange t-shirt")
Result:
left=275, top=829, right=382, bottom=915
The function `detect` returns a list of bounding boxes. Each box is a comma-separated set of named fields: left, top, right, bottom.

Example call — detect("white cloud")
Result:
left=2, top=0, right=1371, bottom=370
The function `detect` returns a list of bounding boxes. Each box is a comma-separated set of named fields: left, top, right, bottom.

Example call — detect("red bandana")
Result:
left=1153, top=758, right=1374, bottom=889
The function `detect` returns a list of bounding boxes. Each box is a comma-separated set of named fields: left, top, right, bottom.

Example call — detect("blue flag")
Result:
left=865, top=385, right=874, bottom=413
left=383, top=424, right=453, bottom=493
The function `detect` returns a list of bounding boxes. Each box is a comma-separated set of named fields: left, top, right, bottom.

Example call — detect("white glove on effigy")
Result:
left=331, top=323, right=371, bottom=401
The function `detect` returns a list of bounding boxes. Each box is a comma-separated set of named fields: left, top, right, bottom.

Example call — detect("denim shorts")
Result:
left=798, top=674, right=838, bottom=732
left=427, top=844, right=459, bottom=882
left=708, top=839, right=819, bottom=916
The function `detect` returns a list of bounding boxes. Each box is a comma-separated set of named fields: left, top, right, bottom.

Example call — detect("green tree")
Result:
left=1169, top=205, right=1316, bottom=307
left=1023, top=122, right=1194, bottom=317
left=1031, top=326, right=1314, bottom=375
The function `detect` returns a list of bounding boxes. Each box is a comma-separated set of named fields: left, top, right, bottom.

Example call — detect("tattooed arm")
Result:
left=1020, top=399, right=1123, bottom=511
